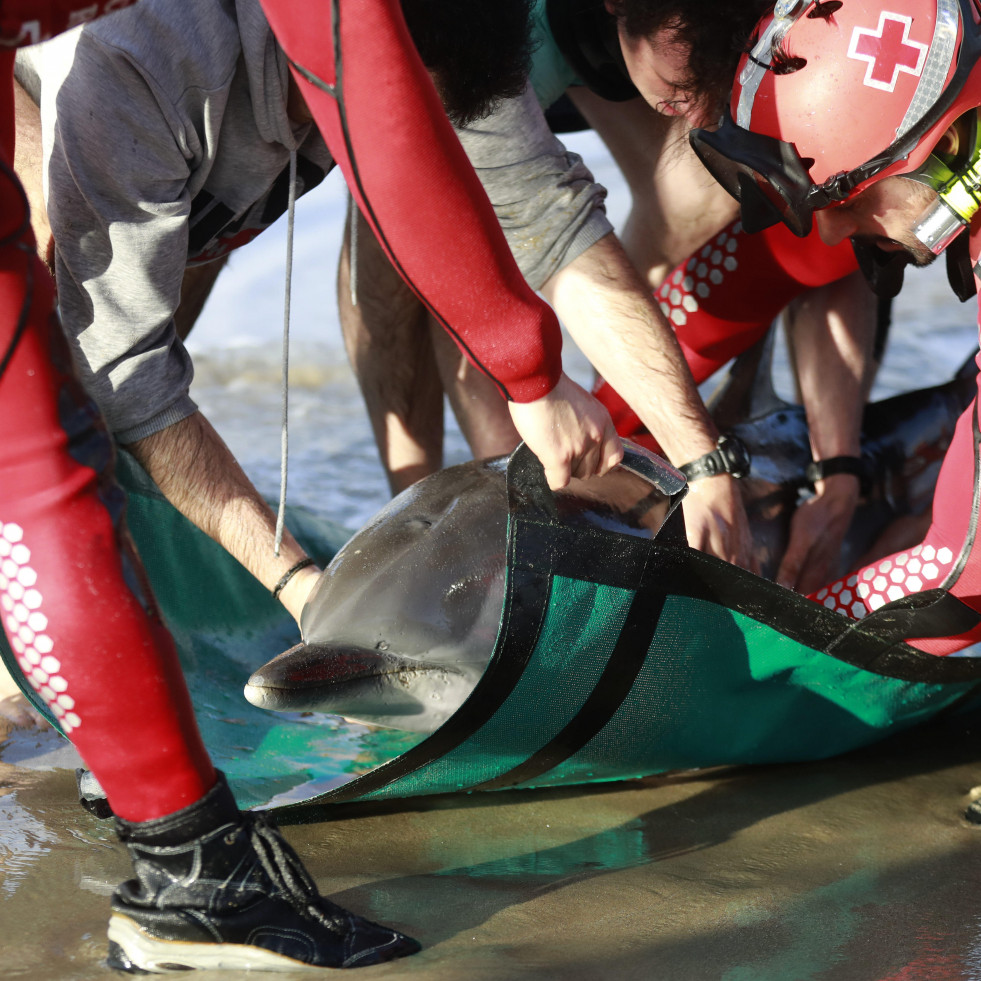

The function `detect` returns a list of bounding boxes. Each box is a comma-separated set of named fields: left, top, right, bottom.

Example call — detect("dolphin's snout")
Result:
left=244, top=641, right=474, bottom=731
left=247, top=641, right=409, bottom=689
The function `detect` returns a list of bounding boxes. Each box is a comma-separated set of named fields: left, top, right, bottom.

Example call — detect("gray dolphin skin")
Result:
left=245, top=342, right=977, bottom=733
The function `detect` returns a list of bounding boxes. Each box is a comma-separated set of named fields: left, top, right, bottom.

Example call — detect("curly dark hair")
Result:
left=400, top=0, right=535, bottom=127
left=608, top=0, right=773, bottom=110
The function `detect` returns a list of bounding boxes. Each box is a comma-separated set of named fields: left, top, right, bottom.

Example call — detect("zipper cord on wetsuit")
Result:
left=274, top=149, right=298, bottom=556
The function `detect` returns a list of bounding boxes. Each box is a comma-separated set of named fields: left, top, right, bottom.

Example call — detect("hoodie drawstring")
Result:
left=274, top=148, right=298, bottom=556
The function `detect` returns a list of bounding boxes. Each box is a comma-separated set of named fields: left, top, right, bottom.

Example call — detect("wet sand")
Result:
left=4, top=708, right=981, bottom=980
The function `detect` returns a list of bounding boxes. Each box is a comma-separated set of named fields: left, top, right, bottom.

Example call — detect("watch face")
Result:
left=720, top=436, right=751, bottom=478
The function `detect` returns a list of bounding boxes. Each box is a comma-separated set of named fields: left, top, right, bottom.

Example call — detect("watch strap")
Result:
left=680, top=435, right=750, bottom=482
left=804, top=456, right=869, bottom=494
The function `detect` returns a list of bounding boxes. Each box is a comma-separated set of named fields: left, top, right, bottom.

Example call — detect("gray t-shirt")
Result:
left=18, top=0, right=610, bottom=441
left=456, top=84, right=611, bottom=292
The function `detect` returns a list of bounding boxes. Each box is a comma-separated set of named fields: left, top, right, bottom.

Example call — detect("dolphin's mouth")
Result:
left=244, top=642, right=475, bottom=730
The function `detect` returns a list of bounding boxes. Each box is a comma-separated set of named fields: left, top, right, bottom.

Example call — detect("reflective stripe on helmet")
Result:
left=736, top=0, right=811, bottom=129
left=899, top=0, right=959, bottom=139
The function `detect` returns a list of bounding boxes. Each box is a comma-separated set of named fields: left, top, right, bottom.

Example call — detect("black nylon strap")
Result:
left=471, top=581, right=666, bottom=791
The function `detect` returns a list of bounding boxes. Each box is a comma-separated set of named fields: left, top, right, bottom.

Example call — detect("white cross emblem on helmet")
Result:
left=847, top=12, right=928, bottom=92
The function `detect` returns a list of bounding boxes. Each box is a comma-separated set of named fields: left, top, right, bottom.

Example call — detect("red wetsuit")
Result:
left=594, top=219, right=858, bottom=444
left=0, top=0, right=565, bottom=821
left=0, top=0, right=216, bottom=821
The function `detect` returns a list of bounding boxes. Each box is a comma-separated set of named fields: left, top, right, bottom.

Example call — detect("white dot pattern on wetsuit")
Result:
left=814, top=545, right=956, bottom=619
left=657, top=224, right=741, bottom=327
left=0, top=521, right=81, bottom=732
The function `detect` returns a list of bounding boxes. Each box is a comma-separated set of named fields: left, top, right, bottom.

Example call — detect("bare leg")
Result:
left=430, top=319, right=520, bottom=459
left=337, top=200, right=445, bottom=494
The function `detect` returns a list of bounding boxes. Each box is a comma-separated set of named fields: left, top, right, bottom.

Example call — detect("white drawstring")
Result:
left=274, top=149, right=298, bottom=556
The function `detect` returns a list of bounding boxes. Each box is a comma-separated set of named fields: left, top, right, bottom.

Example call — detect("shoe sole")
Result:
left=108, top=913, right=333, bottom=972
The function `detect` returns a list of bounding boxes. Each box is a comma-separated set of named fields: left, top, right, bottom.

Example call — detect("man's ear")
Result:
left=935, top=123, right=961, bottom=157
left=936, top=113, right=976, bottom=158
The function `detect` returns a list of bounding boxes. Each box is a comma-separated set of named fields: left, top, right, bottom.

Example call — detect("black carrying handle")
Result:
left=506, top=439, right=688, bottom=530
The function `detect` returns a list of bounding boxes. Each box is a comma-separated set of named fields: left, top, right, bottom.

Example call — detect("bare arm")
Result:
left=128, top=412, right=321, bottom=624
left=12, top=77, right=52, bottom=270
left=776, top=270, right=877, bottom=593
left=542, top=232, right=755, bottom=569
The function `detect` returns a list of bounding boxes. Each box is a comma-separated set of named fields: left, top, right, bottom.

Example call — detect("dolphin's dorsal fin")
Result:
left=704, top=327, right=797, bottom=429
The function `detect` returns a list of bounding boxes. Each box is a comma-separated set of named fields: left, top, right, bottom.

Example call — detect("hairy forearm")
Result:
left=542, top=233, right=719, bottom=465
left=127, top=412, right=320, bottom=622
left=775, top=272, right=877, bottom=590
left=786, top=271, right=876, bottom=463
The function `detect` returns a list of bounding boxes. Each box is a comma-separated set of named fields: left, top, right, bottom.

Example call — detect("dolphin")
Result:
left=244, top=448, right=681, bottom=731
left=244, top=342, right=977, bottom=732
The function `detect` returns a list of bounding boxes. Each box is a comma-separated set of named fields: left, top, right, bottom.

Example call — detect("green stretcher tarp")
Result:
left=4, top=447, right=981, bottom=815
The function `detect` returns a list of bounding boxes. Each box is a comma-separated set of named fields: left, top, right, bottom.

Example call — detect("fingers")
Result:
left=778, top=540, right=833, bottom=594
left=598, top=424, right=624, bottom=475
left=509, top=374, right=622, bottom=489
left=542, top=459, right=572, bottom=491
left=544, top=420, right=623, bottom=490
left=776, top=545, right=806, bottom=592
left=777, top=491, right=855, bottom=592
left=682, top=479, right=756, bottom=572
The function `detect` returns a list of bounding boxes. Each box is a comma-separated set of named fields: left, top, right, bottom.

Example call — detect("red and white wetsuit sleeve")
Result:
left=594, top=220, right=858, bottom=444
left=258, top=0, right=562, bottom=403
left=0, top=9, right=215, bottom=821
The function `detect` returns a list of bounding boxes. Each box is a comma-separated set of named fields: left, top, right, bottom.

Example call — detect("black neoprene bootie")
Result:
left=107, top=773, right=420, bottom=972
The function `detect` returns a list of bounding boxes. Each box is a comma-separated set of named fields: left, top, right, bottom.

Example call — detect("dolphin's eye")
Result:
left=404, top=518, right=433, bottom=531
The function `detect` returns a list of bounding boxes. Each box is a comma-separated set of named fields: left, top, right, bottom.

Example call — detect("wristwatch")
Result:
left=680, top=435, right=751, bottom=482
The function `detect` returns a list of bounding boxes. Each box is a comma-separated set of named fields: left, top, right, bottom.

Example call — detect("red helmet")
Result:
left=690, top=0, right=981, bottom=237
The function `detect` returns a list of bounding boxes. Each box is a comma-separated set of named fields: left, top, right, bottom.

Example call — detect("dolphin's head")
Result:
left=245, top=458, right=509, bottom=731
left=244, top=450, right=679, bottom=732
